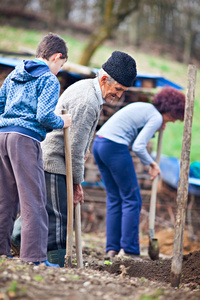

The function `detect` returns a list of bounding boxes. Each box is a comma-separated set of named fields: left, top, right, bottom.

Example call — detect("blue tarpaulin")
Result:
left=0, top=56, right=183, bottom=90
left=134, top=73, right=183, bottom=90
left=0, top=56, right=21, bottom=67
left=152, top=153, right=200, bottom=196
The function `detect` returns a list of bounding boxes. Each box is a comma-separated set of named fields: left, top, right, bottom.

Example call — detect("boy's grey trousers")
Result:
left=0, top=133, right=48, bottom=262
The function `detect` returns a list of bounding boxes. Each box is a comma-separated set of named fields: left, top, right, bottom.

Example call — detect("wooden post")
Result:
left=171, top=65, right=197, bottom=287
left=62, top=109, right=74, bottom=268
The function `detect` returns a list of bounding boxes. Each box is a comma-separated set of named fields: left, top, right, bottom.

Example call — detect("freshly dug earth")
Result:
left=1, top=233, right=200, bottom=300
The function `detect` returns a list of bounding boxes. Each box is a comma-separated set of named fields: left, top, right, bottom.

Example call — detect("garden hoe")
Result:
left=62, top=110, right=83, bottom=268
left=148, top=127, right=164, bottom=260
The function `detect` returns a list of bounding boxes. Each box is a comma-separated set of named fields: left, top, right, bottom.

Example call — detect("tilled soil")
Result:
left=101, top=251, right=200, bottom=288
left=1, top=233, right=200, bottom=300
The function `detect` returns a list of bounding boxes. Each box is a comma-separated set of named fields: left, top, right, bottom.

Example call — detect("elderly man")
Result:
left=11, top=51, right=137, bottom=266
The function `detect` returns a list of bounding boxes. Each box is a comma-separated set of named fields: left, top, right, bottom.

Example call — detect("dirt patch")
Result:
left=101, top=251, right=200, bottom=289
left=1, top=232, right=200, bottom=300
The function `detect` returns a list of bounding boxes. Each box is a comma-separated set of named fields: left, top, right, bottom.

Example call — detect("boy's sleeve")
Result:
left=36, top=76, right=64, bottom=129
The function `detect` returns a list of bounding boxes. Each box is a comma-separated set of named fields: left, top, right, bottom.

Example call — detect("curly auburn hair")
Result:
left=153, top=87, right=185, bottom=121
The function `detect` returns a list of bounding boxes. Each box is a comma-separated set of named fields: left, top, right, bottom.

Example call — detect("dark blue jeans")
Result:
left=93, top=136, right=142, bottom=254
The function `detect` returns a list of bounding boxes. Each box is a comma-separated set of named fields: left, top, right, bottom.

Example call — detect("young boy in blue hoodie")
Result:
left=0, top=33, right=71, bottom=267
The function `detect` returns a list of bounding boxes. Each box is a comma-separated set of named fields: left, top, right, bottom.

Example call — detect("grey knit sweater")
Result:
left=42, top=78, right=102, bottom=184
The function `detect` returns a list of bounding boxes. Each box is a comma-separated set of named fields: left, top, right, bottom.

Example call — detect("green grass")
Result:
left=0, top=26, right=42, bottom=51
left=7, top=280, right=18, bottom=292
left=0, top=25, right=199, bottom=162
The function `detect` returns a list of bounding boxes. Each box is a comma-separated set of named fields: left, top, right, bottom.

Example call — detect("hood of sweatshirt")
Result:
left=11, top=59, right=50, bottom=83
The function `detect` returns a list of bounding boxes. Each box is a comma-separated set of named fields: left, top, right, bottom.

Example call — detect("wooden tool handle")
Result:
left=62, top=109, right=73, bottom=267
left=149, top=128, right=164, bottom=238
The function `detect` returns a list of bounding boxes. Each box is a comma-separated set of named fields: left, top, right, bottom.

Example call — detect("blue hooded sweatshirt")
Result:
left=0, top=59, right=64, bottom=141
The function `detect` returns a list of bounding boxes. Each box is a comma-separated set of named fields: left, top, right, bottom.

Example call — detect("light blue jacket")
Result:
left=0, top=60, right=64, bottom=141
left=96, top=102, right=163, bottom=165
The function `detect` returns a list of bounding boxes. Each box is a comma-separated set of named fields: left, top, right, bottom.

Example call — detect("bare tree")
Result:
left=1, top=0, right=200, bottom=63
left=78, top=0, right=140, bottom=66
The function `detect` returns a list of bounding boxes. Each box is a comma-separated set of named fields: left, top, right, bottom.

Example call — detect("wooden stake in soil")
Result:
left=62, top=109, right=74, bottom=268
left=171, top=65, right=197, bottom=287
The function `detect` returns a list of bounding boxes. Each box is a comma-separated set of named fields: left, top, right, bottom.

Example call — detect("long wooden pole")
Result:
left=171, top=65, right=197, bottom=287
left=62, top=109, right=74, bottom=268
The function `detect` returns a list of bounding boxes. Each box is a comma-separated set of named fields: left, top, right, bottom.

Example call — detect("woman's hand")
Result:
left=73, top=183, right=84, bottom=205
left=149, top=161, right=161, bottom=180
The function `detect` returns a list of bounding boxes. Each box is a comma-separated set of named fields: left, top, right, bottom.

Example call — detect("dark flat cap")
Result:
left=102, top=51, right=137, bottom=87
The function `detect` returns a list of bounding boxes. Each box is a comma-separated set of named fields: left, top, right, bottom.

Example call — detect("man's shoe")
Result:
left=33, top=260, right=60, bottom=267
left=47, top=249, right=66, bottom=267
left=107, top=250, right=118, bottom=258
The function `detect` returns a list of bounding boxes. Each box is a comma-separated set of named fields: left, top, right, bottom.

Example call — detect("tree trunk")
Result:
left=78, top=0, right=140, bottom=66
left=78, top=26, right=112, bottom=66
